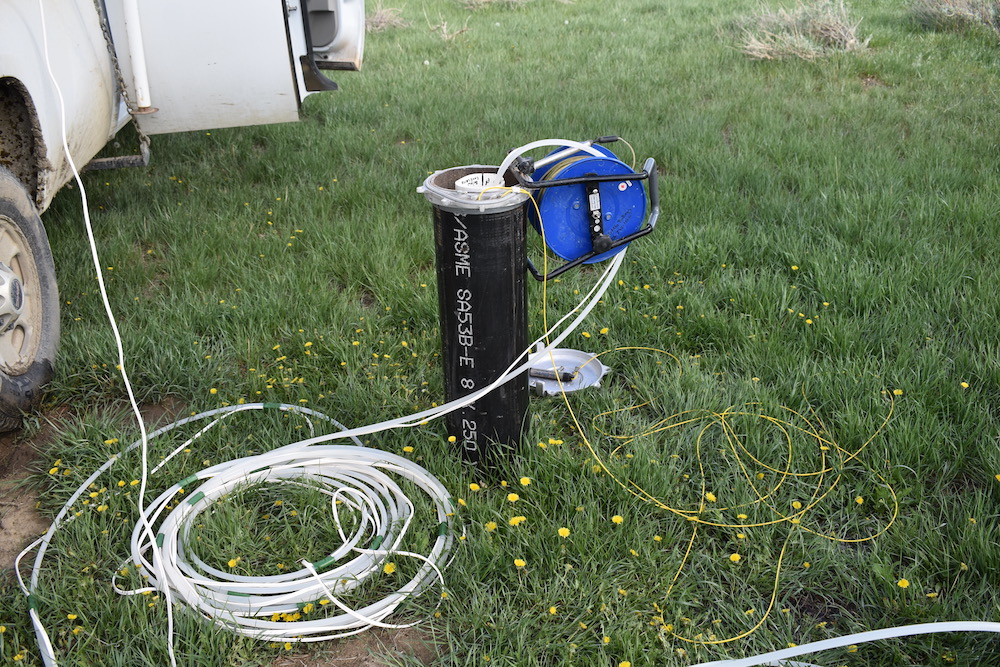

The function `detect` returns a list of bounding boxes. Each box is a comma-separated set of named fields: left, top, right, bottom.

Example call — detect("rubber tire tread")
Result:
left=0, top=167, right=59, bottom=432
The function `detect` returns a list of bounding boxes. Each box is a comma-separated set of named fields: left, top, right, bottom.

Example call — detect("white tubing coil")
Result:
left=122, top=442, right=456, bottom=641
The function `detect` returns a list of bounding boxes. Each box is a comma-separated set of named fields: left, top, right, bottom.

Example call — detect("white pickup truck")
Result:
left=0, top=0, right=364, bottom=430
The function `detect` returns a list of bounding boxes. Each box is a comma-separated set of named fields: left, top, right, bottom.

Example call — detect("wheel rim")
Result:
left=0, top=214, right=42, bottom=375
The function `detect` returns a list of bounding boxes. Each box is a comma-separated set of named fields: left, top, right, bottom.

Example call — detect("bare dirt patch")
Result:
left=860, top=73, right=887, bottom=89
left=0, top=399, right=186, bottom=571
left=0, top=481, right=49, bottom=570
left=271, top=627, right=437, bottom=666
left=0, top=407, right=70, bottom=570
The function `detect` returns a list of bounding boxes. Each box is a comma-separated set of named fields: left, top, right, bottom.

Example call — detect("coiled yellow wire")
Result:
left=554, top=348, right=898, bottom=646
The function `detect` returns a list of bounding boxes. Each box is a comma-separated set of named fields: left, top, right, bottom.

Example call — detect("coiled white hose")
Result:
left=122, top=437, right=457, bottom=641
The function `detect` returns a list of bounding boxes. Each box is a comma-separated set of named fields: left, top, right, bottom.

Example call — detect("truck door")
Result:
left=307, top=0, right=365, bottom=71
left=105, top=0, right=364, bottom=136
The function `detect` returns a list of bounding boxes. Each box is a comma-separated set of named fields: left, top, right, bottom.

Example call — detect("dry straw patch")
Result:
left=910, top=0, right=1000, bottom=33
left=460, top=0, right=530, bottom=9
left=367, top=3, right=410, bottom=33
left=736, top=0, right=870, bottom=60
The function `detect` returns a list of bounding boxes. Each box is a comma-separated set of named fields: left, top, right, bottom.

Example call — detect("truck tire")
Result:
left=0, top=167, right=59, bottom=432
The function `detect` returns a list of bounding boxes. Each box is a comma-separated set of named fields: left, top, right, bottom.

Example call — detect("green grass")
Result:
left=3, top=0, right=1000, bottom=664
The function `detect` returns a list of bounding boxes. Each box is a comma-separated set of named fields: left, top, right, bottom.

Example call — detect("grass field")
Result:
left=2, top=0, right=1000, bottom=665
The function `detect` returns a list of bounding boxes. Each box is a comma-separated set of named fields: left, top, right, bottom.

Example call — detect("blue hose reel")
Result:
left=510, top=138, right=660, bottom=280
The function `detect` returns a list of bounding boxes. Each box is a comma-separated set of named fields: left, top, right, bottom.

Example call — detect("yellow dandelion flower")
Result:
left=402, top=446, right=414, bottom=453
left=620, top=662, right=632, bottom=667
left=893, top=388, right=904, bottom=396
left=582, top=331, right=591, bottom=338
left=209, top=388, right=218, bottom=395
left=927, top=592, right=939, bottom=599
left=228, top=557, right=241, bottom=569
left=447, top=435, right=456, bottom=443
left=803, top=561, right=811, bottom=569
left=705, top=492, right=717, bottom=502
left=469, top=483, right=481, bottom=491
left=729, top=553, right=741, bottom=563
left=67, top=614, right=78, bottom=620
left=792, top=500, right=802, bottom=510
left=519, top=476, right=531, bottom=486
left=549, top=606, right=557, bottom=615
left=653, top=535, right=662, bottom=542
left=485, top=521, right=498, bottom=531
left=897, top=578, right=910, bottom=588
left=457, top=498, right=467, bottom=507
left=611, top=515, right=624, bottom=524
left=855, top=496, right=864, bottom=505
left=508, top=516, right=527, bottom=526
left=383, top=562, right=397, bottom=575
left=507, top=493, right=520, bottom=502
left=961, top=381, right=969, bottom=389
left=600, top=327, right=609, bottom=335
left=558, top=527, right=571, bottom=538
left=514, top=558, right=526, bottom=568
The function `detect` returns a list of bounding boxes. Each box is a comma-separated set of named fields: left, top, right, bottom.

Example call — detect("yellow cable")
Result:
left=550, top=346, right=898, bottom=646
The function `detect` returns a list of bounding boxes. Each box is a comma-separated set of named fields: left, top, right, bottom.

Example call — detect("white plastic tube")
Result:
left=495, top=139, right=606, bottom=178
left=127, top=442, right=456, bottom=641
left=692, top=621, right=1000, bottom=667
